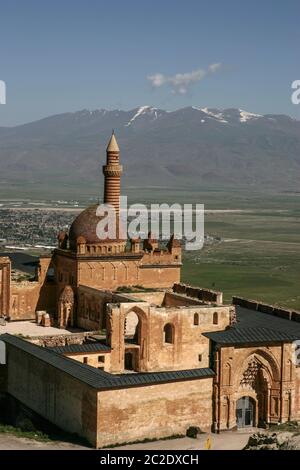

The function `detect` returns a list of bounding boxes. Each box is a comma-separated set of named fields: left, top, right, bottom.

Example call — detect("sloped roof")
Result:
left=204, top=306, right=300, bottom=345
left=1, top=334, right=214, bottom=390
left=48, top=342, right=111, bottom=354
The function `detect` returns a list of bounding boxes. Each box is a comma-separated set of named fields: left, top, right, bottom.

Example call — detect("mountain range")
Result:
left=0, top=105, right=299, bottom=195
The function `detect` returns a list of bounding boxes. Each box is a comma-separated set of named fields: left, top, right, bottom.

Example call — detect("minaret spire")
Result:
left=103, top=131, right=122, bottom=216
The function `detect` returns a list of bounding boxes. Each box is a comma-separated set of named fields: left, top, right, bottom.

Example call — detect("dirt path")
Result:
left=105, top=430, right=254, bottom=451
left=0, top=430, right=253, bottom=450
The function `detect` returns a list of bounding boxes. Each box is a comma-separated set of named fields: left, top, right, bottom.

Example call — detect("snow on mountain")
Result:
left=125, top=106, right=163, bottom=127
left=0, top=105, right=299, bottom=192
left=192, top=106, right=263, bottom=124
left=192, top=106, right=227, bottom=123
left=199, top=107, right=228, bottom=123
left=238, top=109, right=262, bottom=123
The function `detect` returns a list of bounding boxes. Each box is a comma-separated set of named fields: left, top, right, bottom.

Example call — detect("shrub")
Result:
left=186, top=426, right=202, bottom=438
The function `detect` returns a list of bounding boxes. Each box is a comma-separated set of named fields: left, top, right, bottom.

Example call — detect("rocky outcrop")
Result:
left=245, top=429, right=300, bottom=450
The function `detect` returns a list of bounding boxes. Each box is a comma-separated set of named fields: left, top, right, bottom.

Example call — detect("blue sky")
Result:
left=0, top=0, right=299, bottom=125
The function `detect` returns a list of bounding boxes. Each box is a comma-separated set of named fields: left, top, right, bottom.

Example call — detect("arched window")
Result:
left=163, top=323, right=174, bottom=344
left=194, top=313, right=199, bottom=326
left=213, top=312, right=218, bottom=325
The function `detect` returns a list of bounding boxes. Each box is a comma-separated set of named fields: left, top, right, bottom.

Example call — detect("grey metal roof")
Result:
left=48, top=342, right=111, bottom=354
left=1, top=334, right=214, bottom=390
left=204, top=306, right=300, bottom=345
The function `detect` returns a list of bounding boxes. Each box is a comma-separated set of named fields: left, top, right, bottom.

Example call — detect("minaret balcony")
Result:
left=102, top=164, right=123, bottom=177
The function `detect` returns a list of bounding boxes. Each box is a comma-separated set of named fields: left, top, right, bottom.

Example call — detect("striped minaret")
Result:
left=103, top=131, right=123, bottom=216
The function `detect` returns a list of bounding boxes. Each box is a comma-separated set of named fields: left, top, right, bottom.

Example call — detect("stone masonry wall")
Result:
left=96, top=377, right=213, bottom=448
left=65, top=351, right=111, bottom=372
left=108, top=300, right=231, bottom=373
left=173, top=283, right=223, bottom=304
left=6, top=343, right=98, bottom=446
left=10, top=281, right=56, bottom=321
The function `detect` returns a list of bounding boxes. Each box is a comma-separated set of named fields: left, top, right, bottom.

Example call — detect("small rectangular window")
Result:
left=198, top=354, right=202, bottom=362
left=83, top=357, right=88, bottom=364
left=98, top=355, right=105, bottom=363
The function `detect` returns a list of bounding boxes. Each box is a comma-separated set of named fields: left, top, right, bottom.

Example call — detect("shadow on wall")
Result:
left=0, top=394, right=91, bottom=447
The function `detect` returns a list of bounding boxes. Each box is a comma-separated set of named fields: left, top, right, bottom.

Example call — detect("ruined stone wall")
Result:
left=3, top=255, right=57, bottom=321
left=36, top=257, right=53, bottom=283
left=125, top=291, right=166, bottom=305
left=108, top=301, right=231, bottom=373
left=77, top=285, right=112, bottom=330
left=10, top=281, right=56, bottom=321
left=163, top=292, right=203, bottom=307
left=146, top=305, right=230, bottom=372
left=96, top=377, right=213, bottom=448
left=232, top=297, right=300, bottom=322
left=173, top=283, right=223, bottom=304
left=29, top=330, right=100, bottom=347
left=5, top=343, right=97, bottom=447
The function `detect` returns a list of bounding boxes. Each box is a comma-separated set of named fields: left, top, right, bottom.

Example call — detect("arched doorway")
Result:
left=236, top=353, right=279, bottom=427
left=124, top=310, right=140, bottom=371
left=236, top=397, right=255, bottom=428
left=123, top=307, right=147, bottom=372
left=125, top=311, right=140, bottom=344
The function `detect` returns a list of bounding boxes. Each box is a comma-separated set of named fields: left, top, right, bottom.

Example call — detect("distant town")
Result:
left=0, top=199, right=90, bottom=251
left=0, top=200, right=221, bottom=252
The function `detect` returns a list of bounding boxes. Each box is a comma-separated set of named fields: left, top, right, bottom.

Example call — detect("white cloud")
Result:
left=148, top=73, right=166, bottom=87
left=208, top=63, right=222, bottom=73
left=147, top=63, right=222, bottom=95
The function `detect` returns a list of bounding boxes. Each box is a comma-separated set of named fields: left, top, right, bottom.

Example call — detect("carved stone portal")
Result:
left=58, top=285, right=74, bottom=328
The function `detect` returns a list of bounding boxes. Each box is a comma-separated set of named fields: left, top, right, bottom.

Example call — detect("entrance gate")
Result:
left=236, top=397, right=255, bottom=428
